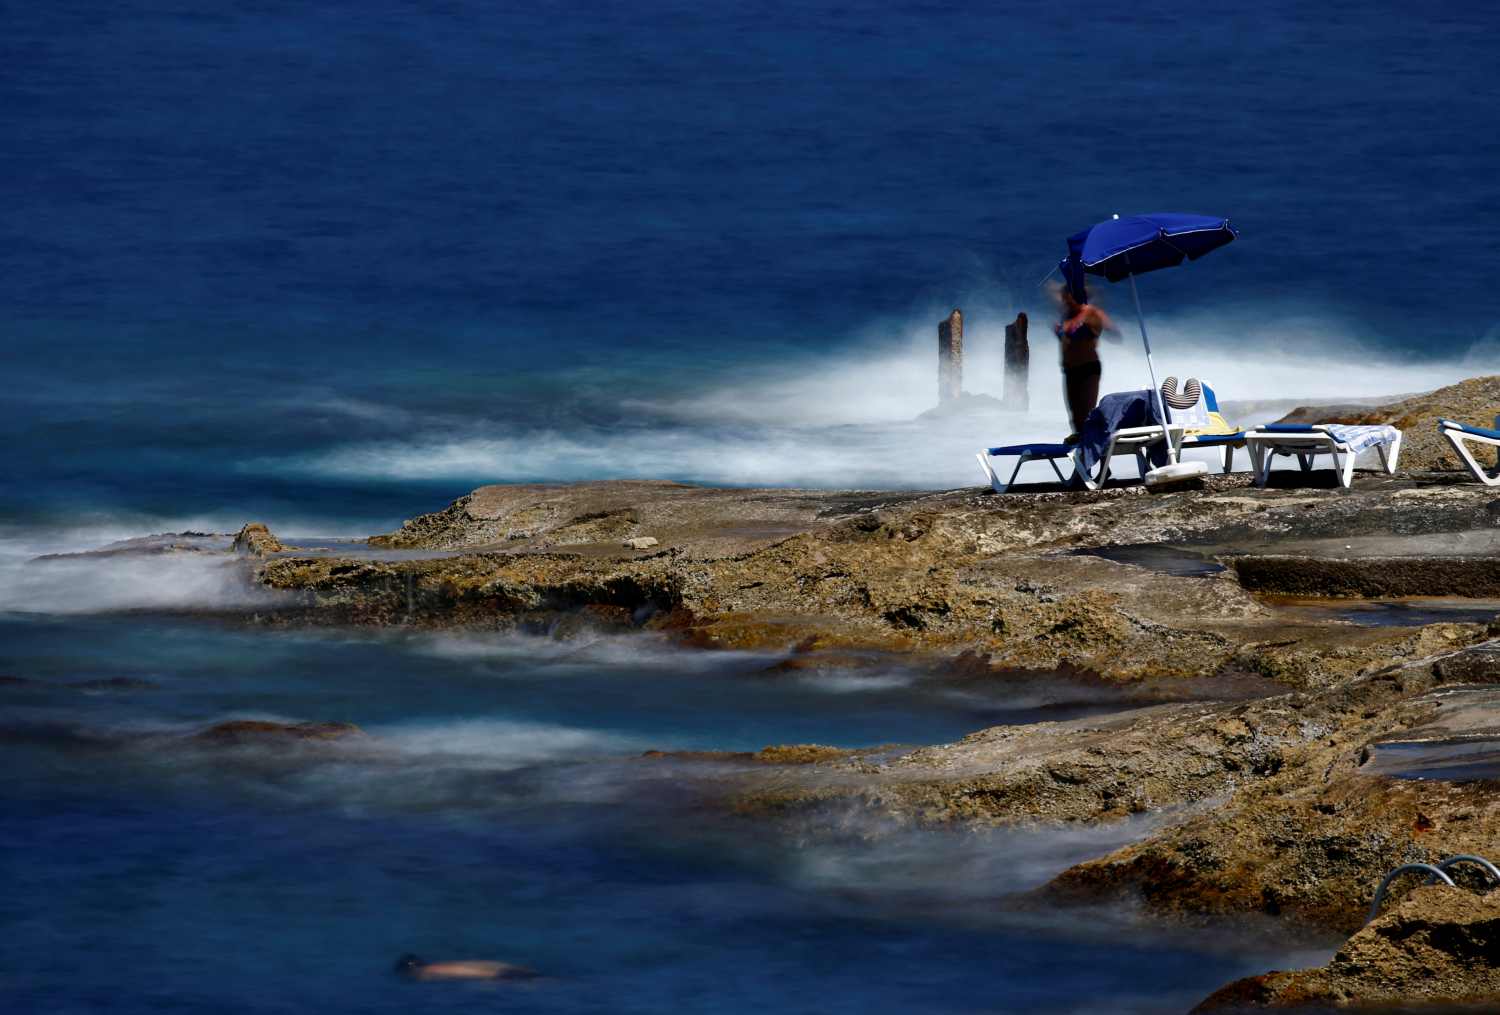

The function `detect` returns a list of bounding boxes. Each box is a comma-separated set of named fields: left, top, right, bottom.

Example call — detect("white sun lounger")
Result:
left=1076, top=376, right=1244, bottom=489
left=978, top=375, right=1236, bottom=493
left=1244, top=423, right=1403, bottom=489
left=1071, top=423, right=1187, bottom=490
left=1440, top=417, right=1500, bottom=486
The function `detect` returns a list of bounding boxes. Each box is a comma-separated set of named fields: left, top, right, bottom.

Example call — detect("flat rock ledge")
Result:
left=247, top=474, right=1500, bottom=689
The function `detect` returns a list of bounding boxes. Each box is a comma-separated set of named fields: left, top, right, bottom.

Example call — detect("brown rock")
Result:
left=756, top=744, right=849, bottom=765
left=1042, top=643, right=1500, bottom=933
left=1194, top=886, right=1500, bottom=1010
left=231, top=523, right=285, bottom=558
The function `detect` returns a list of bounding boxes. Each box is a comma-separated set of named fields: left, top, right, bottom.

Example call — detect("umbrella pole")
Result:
left=1126, top=269, right=1178, bottom=465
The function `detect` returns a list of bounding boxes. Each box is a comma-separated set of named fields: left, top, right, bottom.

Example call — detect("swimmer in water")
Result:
left=394, top=954, right=542, bottom=982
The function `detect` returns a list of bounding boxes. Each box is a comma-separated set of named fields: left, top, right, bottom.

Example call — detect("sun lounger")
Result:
left=1178, top=380, right=1246, bottom=473
left=977, top=377, right=1230, bottom=493
left=975, top=442, right=1075, bottom=492
left=975, top=428, right=1188, bottom=493
left=1071, top=423, right=1186, bottom=490
left=1244, top=423, right=1402, bottom=488
left=1076, top=377, right=1243, bottom=489
left=1439, top=417, right=1500, bottom=486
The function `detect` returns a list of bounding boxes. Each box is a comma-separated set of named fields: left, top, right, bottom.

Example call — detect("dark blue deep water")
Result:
left=4, top=0, right=1499, bottom=522
left=1, top=4, right=1488, bottom=1010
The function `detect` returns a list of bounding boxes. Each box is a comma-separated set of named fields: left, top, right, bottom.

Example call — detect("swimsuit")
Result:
left=1060, top=314, right=1103, bottom=433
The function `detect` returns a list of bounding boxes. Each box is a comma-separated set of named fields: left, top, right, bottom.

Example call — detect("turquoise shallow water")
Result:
left=1, top=612, right=1335, bottom=1013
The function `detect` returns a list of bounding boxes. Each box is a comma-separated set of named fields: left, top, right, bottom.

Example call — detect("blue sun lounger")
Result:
left=976, top=378, right=1243, bottom=493
left=974, top=442, right=1076, bottom=492
left=1439, top=417, right=1500, bottom=486
left=1178, top=381, right=1246, bottom=473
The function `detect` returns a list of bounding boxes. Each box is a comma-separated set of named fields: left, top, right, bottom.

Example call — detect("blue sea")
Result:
left=2, top=2, right=1494, bottom=1011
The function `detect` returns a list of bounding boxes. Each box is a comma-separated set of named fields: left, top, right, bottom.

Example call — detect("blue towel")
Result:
left=1078, top=390, right=1169, bottom=476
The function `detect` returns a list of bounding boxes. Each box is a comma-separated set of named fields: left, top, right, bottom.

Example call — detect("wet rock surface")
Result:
left=1232, top=554, right=1500, bottom=598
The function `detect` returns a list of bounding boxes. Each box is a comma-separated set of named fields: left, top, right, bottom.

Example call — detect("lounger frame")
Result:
left=975, top=379, right=1240, bottom=493
left=974, top=448, right=1072, bottom=493
left=1071, top=424, right=1187, bottom=491
left=977, top=426, right=1225, bottom=493
left=1440, top=421, right=1500, bottom=487
left=1244, top=427, right=1402, bottom=489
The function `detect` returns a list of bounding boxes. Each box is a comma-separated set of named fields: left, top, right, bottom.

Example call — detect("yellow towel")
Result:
left=1185, top=411, right=1239, bottom=437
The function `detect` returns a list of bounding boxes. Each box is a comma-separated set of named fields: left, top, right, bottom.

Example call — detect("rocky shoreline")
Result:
left=30, top=376, right=1500, bottom=1009
left=233, top=473, right=1497, bottom=1006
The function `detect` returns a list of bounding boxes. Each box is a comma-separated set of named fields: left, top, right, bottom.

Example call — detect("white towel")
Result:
left=1320, top=424, right=1399, bottom=454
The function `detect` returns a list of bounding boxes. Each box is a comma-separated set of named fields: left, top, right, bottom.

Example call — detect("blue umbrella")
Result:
left=1059, top=212, right=1238, bottom=480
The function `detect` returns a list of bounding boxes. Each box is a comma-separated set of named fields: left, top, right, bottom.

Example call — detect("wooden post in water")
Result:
left=1004, top=312, right=1029, bottom=411
left=937, top=309, right=963, bottom=404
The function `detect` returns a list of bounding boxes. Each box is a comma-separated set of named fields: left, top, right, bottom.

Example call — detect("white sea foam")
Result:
left=791, top=671, right=916, bottom=694
left=0, top=550, right=284, bottom=614
left=782, top=813, right=1167, bottom=902
left=406, top=629, right=774, bottom=675
left=0, top=515, right=384, bottom=615
left=373, top=717, right=644, bottom=765
left=260, top=306, right=1494, bottom=489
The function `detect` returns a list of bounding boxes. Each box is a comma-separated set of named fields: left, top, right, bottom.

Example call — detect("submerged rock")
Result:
left=640, top=744, right=851, bottom=766
left=1195, top=886, right=1500, bottom=1010
left=394, top=954, right=541, bottom=982
left=191, top=720, right=363, bottom=744
left=70, top=677, right=158, bottom=692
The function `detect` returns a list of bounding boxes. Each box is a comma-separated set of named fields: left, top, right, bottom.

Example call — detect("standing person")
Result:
left=1054, top=284, right=1118, bottom=439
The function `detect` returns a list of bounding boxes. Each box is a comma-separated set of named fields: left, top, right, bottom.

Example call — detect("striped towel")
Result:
left=1320, top=424, right=1399, bottom=454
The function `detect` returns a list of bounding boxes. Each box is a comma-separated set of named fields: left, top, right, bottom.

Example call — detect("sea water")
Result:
left=5, top=2, right=1487, bottom=1009
left=0, top=610, right=1336, bottom=1014
left=5, top=0, right=1500, bottom=526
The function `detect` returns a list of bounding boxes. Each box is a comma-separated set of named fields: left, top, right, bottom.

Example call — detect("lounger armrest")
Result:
left=1112, top=423, right=1186, bottom=439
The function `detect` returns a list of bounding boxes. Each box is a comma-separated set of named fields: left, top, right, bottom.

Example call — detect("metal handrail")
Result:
left=1367, top=863, right=1454, bottom=925
left=1435, top=854, right=1500, bottom=885
left=1365, top=854, right=1500, bottom=925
